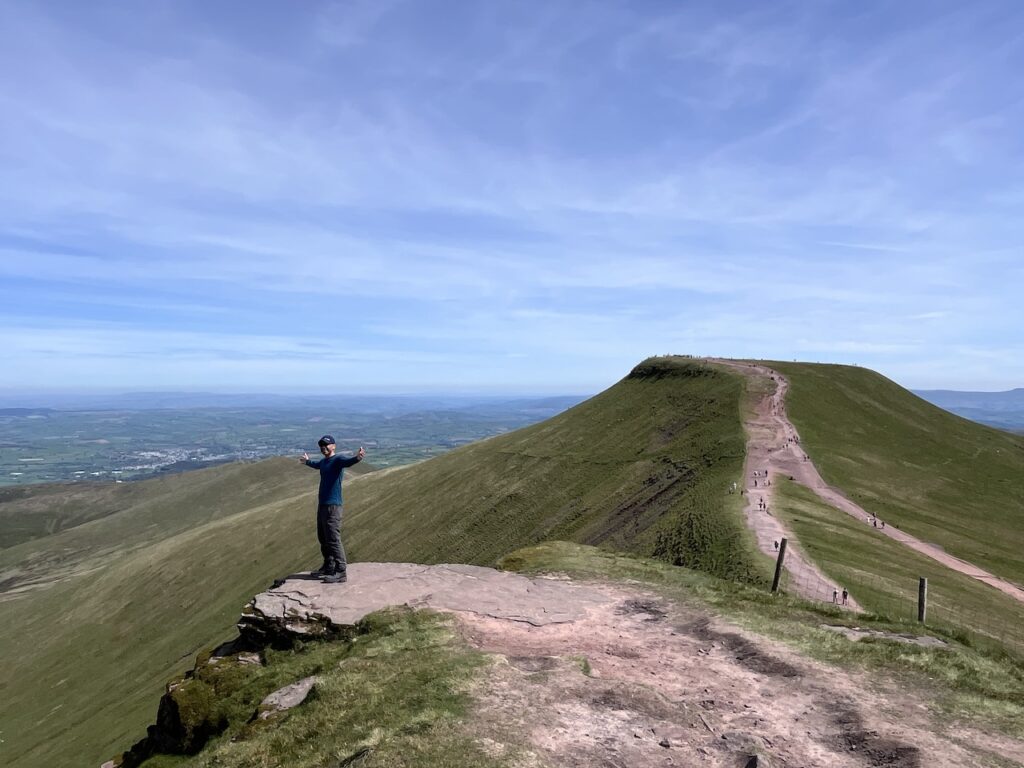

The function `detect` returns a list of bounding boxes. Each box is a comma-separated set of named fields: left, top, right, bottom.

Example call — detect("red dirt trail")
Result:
left=713, top=359, right=1024, bottom=607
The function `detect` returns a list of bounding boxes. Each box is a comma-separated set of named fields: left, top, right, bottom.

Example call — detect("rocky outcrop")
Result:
left=109, top=562, right=611, bottom=767
left=239, top=562, right=609, bottom=640
left=116, top=651, right=247, bottom=767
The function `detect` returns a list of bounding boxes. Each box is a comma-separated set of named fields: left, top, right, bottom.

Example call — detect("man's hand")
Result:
left=356, top=446, right=366, bottom=460
left=300, top=452, right=309, bottom=463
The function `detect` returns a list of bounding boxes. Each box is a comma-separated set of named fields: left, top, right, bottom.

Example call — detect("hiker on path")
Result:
left=300, top=435, right=365, bottom=584
left=842, top=588, right=849, bottom=606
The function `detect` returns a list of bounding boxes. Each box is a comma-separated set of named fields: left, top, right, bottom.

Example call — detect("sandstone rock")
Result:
left=255, top=675, right=320, bottom=720
left=238, top=562, right=611, bottom=648
left=123, top=563, right=613, bottom=765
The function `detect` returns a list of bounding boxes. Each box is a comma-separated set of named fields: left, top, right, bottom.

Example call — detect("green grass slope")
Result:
left=341, top=357, right=759, bottom=582
left=770, top=362, right=1024, bottom=588
left=1, top=357, right=760, bottom=767
left=0, top=460, right=368, bottom=595
left=0, top=482, right=133, bottom=549
left=774, top=477, right=1024, bottom=654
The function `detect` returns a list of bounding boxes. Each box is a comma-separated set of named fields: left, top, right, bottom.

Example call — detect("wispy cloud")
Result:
left=1, top=1, right=1022, bottom=392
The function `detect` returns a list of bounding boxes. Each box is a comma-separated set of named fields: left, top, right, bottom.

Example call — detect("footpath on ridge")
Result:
left=710, top=360, right=861, bottom=610
left=713, top=359, right=1024, bottom=608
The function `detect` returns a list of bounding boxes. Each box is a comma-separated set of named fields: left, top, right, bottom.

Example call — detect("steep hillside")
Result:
left=0, top=357, right=758, bottom=768
left=0, top=459, right=355, bottom=595
left=341, top=357, right=757, bottom=581
left=770, top=362, right=1024, bottom=588
left=0, top=481, right=132, bottom=549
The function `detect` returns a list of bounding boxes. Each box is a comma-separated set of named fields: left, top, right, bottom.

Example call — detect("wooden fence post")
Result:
left=771, top=538, right=788, bottom=593
left=918, top=577, right=928, bottom=623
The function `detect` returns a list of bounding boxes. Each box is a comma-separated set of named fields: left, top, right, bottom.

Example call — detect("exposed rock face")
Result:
left=149, top=677, right=227, bottom=753
left=237, top=562, right=611, bottom=647
left=117, top=655, right=240, bottom=767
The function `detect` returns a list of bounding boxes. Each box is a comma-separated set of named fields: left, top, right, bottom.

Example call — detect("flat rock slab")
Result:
left=821, top=623, right=948, bottom=648
left=241, top=563, right=613, bottom=641
left=258, top=675, right=320, bottom=719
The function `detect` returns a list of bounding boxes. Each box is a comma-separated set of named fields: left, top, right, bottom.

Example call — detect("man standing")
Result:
left=300, top=435, right=365, bottom=583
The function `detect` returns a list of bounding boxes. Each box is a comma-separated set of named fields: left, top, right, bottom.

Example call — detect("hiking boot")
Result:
left=310, top=564, right=331, bottom=577
left=321, top=572, right=347, bottom=584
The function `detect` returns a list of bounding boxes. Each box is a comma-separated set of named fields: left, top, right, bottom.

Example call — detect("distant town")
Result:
left=0, top=396, right=586, bottom=485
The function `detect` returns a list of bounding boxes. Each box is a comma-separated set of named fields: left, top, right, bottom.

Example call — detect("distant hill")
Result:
left=0, top=408, right=55, bottom=417
left=0, top=391, right=590, bottom=412
left=914, top=388, right=1024, bottom=430
left=0, top=357, right=758, bottom=767
left=914, top=388, right=1024, bottom=411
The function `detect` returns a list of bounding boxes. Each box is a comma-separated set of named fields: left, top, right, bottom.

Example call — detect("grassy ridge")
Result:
left=1, top=357, right=760, bottom=767
left=771, top=362, right=1024, bottom=588
left=0, top=482, right=133, bottom=549
left=773, top=477, right=1024, bottom=655
left=342, top=358, right=761, bottom=583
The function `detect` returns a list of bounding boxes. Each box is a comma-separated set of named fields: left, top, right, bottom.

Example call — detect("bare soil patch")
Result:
left=456, top=581, right=1011, bottom=767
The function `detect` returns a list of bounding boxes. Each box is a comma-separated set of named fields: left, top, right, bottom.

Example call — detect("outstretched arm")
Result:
left=300, top=452, right=321, bottom=468
left=338, top=446, right=366, bottom=467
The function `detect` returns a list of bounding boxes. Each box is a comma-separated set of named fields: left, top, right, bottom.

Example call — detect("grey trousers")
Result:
left=316, top=504, right=347, bottom=574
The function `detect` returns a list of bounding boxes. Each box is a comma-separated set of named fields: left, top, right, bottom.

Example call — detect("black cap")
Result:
left=317, top=435, right=335, bottom=447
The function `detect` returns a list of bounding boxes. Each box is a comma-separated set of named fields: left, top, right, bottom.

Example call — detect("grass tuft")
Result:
left=137, top=608, right=516, bottom=768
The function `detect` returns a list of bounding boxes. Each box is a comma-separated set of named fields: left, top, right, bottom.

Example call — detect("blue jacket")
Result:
left=305, top=452, right=362, bottom=505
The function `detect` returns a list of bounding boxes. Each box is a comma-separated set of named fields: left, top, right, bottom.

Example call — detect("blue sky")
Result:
left=1, top=1, right=1023, bottom=395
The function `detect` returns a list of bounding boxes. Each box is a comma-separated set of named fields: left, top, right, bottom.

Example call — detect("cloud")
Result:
left=1, top=2, right=1023, bottom=391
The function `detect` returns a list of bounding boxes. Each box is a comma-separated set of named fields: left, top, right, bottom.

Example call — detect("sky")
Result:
left=1, top=1, right=1023, bottom=396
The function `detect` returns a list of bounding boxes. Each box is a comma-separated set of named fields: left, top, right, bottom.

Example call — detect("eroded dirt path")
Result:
left=457, top=581, right=1019, bottom=768
left=709, top=359, right=861, bottom=609
left=713, top=360, right=1024, bottom=607
left=254, top=564, right=1020, bottom=767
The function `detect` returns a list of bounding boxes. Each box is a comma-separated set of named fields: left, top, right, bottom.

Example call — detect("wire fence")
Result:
left=778, top=566, right=1024, bottom=658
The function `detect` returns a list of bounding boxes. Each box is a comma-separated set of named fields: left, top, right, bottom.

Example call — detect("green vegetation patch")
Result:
left=770, top=361, right=1024, bottom=588
left=1, top=357, right=764, bottom=766
left=133, top=608, right=512, bottom=768
left=501, top=541, right=1024, bottom=735
left=0, top=458, right=322, bottom=591
left=0, top=481, right=132, bottom=549
left=345, top=357, right=764, bottom=585
left=772, top=476, right=1024, bottom=661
